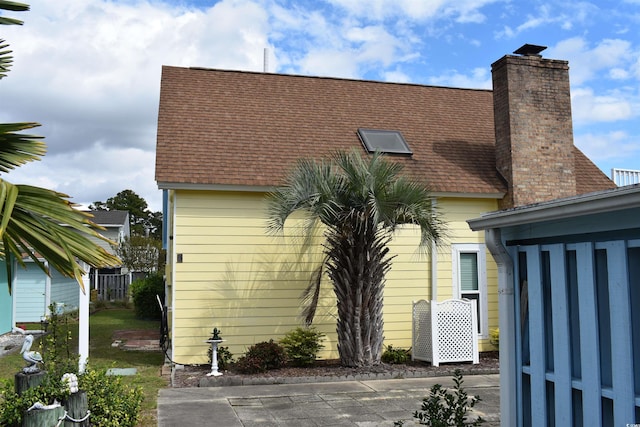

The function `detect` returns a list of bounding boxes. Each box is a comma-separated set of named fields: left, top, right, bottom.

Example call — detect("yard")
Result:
left=0, top=307, right=167, bottom=427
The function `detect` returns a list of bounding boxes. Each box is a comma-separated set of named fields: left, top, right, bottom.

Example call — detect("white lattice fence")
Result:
left=412, top=300, right=432, bottom=362
left=412, top=299, right=479, bottom=367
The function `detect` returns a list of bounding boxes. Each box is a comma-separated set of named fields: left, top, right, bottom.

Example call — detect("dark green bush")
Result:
left=235, top=340, right=287, bottom=373
left=381, top=345, right=411, bottom=364
left=279, top=326, right=325, bottom=367
left=130, top=272, right=164, bottom=320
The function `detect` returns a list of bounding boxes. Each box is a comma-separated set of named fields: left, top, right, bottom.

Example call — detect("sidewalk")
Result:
left=158, top=374, right=500, bottom=426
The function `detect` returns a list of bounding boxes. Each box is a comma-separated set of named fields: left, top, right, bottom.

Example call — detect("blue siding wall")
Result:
left=50, top=269, right=80, bottom=312
left=513, top=238, right=640, bottom=426
left=14, top=263, right=46, bottom=323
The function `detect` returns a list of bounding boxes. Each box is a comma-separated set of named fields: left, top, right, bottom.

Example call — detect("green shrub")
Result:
left=235, top=340, right=287, bottom=373
left=381, top=345, right=411, bottom=364
left=0, top=375, right=70, bottom=426
left=489, top=328, right=499, bottom=349
left=207, top=345, right=235, bottom=370
left=0, top=369, right=143, bottom=427
left=40, top=303, right=78, bottom=378
left=130, top=273, right=164, bottom=320
left=279, top=327, right=325, bottom=367
left=79, top=368, right=143, bottom=427
left=395, top=369, right=485, bottom=426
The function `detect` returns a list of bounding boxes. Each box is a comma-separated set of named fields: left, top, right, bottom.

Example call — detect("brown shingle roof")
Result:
left=155, top=66, right=613, bottom=195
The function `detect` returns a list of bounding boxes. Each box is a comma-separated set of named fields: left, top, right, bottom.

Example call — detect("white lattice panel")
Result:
left=412, top=300, right=432, bottom=362
left=436, top=300, right=476, bottom=363
left=412, top=299, right=479, bottom=366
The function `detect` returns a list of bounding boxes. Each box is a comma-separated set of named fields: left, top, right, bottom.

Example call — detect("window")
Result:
left=452, top=244, right=487, bottom=337
left=357, top=128, right=412, bottom=155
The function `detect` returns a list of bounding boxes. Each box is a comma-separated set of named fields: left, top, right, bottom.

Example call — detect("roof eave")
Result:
left=158, top=181, right=505, bottom=199
left=157, top=182, right=276, bottom=193
left=468, top=184, right=640, bottom=231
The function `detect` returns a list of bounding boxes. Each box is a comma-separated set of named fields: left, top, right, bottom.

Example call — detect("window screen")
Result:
left=460, top=253, right=479, bottom=291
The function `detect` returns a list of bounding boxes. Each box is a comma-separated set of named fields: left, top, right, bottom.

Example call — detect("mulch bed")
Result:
left=170, top=351, right=499, bottom=388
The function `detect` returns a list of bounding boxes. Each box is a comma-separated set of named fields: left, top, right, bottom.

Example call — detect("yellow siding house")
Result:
left=155, top=47, right=613, bottom=365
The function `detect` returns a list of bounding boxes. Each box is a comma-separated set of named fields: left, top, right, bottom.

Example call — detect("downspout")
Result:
left=431, top=198, right=438, bottom=301
left=170, top=191, right=178, bottom=384
left=484, top=228, right=517, bottom=426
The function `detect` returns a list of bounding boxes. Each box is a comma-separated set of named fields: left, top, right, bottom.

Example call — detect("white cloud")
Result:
left=549, top=37, right=634, bottom=85
left=572, top=87, right=635, bottom=124
left=494, top=2, right=597, bottom=39
left=324, top=0, right=497, bottom=22
left=274, top=12, right=419, bottom=79
left=8, top=144, right=160, bottom=210
left=427, top=67, right=491, bottom=89
left=609, top=68, right=630, bottom=79
left=632, top=54, right=640, bottom=79
left=0, top=0, right=271, bottom=211
left=575, top=131, right=640, bottom=165
left=383, top=69, right=412, bottom=83
left=347, top=26, right=408, bottom=66
left=298, top=49, right=361, bottom=78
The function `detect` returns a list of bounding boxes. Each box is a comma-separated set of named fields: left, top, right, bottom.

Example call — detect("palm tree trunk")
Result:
left=326, top=220, right=392, bottom=367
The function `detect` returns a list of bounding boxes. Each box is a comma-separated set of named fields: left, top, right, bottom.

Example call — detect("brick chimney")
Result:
left=492, top=44, right=577, bottom=209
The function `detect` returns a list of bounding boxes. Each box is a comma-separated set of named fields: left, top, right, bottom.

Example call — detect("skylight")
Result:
left=357, top=129, right=412, bottom=155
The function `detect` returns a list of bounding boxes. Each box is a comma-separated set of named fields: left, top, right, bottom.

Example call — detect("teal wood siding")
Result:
left=0, top=260, right=11, bottom=334
left=50, top=269, right=79, bottom=311
left=512, top=238, right=640, bottom=426
left=14, top=263, right=46, bottom=323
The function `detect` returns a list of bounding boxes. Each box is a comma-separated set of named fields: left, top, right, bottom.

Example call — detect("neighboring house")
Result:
left=11, top=210, right=129, bottom=323
left=155, top=45, right=615, bottom=365
left=85, top=209, right=130, bottom=272
left=468, top=184, right=640, bottom=426
left=612, top=167, right=640, bottom=186
left=85, top=210, right=131, bottom=300
left=12, top=260, right=80, bottom=323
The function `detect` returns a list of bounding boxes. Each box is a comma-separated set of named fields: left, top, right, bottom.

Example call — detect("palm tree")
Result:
left=268, top=151, right=445, bottom=367
left=1, top=1, right=121, bottom=293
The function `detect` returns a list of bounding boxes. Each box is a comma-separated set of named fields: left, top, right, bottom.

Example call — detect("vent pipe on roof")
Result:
left=263, top=48, right=269, bottom=73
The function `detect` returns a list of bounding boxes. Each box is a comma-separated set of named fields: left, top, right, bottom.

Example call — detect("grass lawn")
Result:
left=0, top=307, right=167, bottom=427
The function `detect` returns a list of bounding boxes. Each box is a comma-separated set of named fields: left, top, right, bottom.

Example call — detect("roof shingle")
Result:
left=155, top=66, right=613, bottom=196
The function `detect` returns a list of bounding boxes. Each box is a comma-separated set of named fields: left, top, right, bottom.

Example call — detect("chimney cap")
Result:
left=513, top=44, right=547, bottom=57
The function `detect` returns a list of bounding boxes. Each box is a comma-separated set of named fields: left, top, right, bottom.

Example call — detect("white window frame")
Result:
left=452, top=243, right=488, bottom=338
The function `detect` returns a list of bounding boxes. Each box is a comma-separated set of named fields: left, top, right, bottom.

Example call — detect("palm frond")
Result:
left=300, top=259, right=327, bottom=325
left=0, top=181, right=121, bottom=294
left=0, top=39, right=13, bottom=79
left=0, top=123, right=46, bottom=172
left=0, top=1, right=29, bottom=11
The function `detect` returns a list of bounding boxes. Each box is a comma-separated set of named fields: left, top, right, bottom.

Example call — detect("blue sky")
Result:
left=1, top=0, right=639, bottom=210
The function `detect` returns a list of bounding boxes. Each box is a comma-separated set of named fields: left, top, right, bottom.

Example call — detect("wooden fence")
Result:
left=96, top=274, right=130, bottom=301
